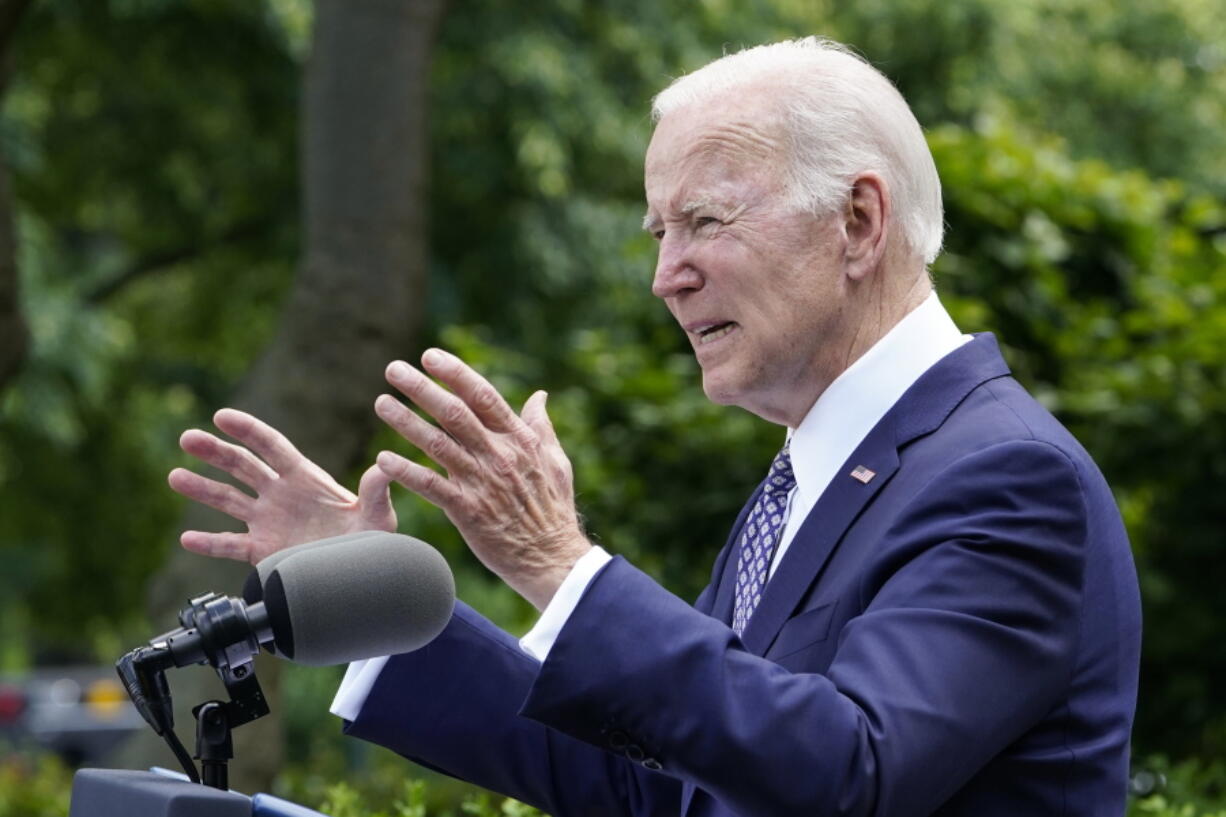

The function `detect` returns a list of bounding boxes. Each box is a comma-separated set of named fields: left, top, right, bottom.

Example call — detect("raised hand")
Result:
left=168, top=408, right=396, bottom=564
left=373, top=348, right=592, bottom=610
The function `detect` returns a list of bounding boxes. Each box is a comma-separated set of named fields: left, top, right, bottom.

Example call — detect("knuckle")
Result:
left=393, top=458, right=414, bottom=480
left=514, top=426, right=540, bottom=449
left=392, top=407, right=420, bottom=437
left=426, top=429, right=452, bottom=460
left=418, top=468, right=441, bottom=494
left=221, top=448, right=245, bottom=471
left=452, top=492, right=477, bottom=520
left=473, top=385, right=501, bottom=413
left=442, top=400, right=468, bottom=427
left=401, top=374, right=425, bottom=396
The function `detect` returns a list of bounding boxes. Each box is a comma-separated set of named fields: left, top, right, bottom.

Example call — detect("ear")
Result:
left=842, top=172, right=890, bottom=281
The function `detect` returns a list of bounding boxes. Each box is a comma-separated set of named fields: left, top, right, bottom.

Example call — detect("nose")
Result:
left=651, top=233, right=704, bottom=299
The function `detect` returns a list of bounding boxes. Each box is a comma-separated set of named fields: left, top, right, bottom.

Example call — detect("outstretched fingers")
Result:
left=376, top=451, right=462, bottom=510
left=374, top=393, right=475, bottom=476
left=180, top=530, right=253, bottom=562
left=421, top=349, right=528, bottom=437
left=212, top=408, right=307, bottom=474
left=384, top=360, right=497, bottom=458
left=168, top=468, right=257, bottom=521
left=179, top=429, right=277, bottom=490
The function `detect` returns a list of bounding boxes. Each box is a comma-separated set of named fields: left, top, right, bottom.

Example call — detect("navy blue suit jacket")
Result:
left=346, top=334, right=1142, bottom=816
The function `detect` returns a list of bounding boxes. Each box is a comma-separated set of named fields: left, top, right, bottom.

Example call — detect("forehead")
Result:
left=644, top=94, right=787, bottom=206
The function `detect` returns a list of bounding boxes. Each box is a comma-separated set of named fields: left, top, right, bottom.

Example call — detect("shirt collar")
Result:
left=786, top=291, right=969, bottom=506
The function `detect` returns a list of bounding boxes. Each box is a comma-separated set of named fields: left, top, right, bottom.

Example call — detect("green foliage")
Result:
left=318, top=777, right=545, bottom=817
left=817, top=0, right=1226, bottom=196
left=0, top=0, right=300, bottom=656
left=1, top=0, right=1225, bottom=809
left=318, top=780, right=429, bottom=817
left=1131, top=799, right=1226, bottom=817
left=1129, top=756, right=1226, bottom=817
left=0, top=753, right=72, bottom=817
left=461, top=792, right=547, bottom=817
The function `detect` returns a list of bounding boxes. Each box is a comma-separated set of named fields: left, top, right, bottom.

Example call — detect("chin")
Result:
left=700, top=371, right=749, bottom=409
left=702, top=368, right=793, bottom=424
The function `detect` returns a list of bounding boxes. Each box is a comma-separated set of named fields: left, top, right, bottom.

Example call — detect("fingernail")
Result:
left=388, top=360, right=411, bottom=380
left=422, top=348, right=443, bottom=367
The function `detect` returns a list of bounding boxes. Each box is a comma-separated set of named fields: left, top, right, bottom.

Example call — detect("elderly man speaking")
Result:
left=170, top=38, right=1141, bottom=817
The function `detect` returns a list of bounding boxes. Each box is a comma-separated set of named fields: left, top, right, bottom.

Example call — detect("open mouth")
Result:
left=697, top=322, right=738, bottom=345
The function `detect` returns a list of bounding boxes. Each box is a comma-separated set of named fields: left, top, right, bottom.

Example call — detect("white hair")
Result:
left=652, top=38, right=944, bottom=265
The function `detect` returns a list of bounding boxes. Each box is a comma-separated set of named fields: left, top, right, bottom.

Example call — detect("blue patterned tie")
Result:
left=732, top=444, right=796, bottom=636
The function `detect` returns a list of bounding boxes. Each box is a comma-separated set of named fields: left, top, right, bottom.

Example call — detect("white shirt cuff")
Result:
left=330, top=547, right=612, bottom=721
left=330, top=656, right=390, bottom=722
left=518, top=546, right=612, bottom=662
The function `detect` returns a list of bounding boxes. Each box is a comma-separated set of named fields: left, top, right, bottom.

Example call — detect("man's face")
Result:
left=643, top=94, right=851, bottom=427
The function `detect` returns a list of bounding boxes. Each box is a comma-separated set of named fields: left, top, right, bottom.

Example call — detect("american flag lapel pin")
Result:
left=850, top=465, right=876, bottom=484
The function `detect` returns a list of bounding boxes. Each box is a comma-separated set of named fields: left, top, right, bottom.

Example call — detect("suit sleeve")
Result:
left=343, top=600, right=682, bottom=817
left=518, top=440, right=1088, bottom=817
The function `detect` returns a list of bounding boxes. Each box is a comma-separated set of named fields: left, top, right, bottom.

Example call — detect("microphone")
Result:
left=241, top=530, right=389, bottom=605
left=117, top=532, right=456, bottom=785
left=147, top=531, right=455, bottom=671
left=259, top=531, right=455, bottom=665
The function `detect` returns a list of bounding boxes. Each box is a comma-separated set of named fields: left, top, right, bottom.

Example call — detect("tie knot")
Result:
left=763, top=444, right=795, bottom=495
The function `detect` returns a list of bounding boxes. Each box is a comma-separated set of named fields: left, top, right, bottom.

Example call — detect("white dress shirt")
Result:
left=331, top=291, right=968, bottom=721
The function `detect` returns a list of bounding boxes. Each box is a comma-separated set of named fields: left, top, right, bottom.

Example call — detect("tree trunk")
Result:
left=117, top=0, right=447, bottom=792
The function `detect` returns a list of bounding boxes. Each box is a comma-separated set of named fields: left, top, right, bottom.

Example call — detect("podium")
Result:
left=69, top=768, right=331, bottom=817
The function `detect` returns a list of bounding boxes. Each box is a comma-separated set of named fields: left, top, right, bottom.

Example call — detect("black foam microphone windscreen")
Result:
left=261, top=532, right=456, bottom=665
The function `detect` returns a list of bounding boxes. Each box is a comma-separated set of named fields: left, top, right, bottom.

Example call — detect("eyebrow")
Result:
left=642, top=199, right=749, bottom=233
left=681, top=196, right=714, bottom=215
left=642, top=197, right=716, bottom=232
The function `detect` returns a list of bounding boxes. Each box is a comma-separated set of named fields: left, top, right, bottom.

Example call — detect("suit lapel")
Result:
left=681, top=781, right=698, bottom=817
left=739, top=333, right=1013, bottom=657
left=739, top=420, right=900, bottom=656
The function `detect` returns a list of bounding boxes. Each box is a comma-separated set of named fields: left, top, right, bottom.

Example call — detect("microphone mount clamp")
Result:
left=117, top=591, right=272, bottom=788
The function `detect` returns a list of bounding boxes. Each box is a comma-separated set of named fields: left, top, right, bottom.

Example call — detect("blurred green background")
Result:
left=0, top=0, right=1224, bottom=814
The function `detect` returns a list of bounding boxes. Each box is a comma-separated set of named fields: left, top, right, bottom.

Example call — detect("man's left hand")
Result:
left=374, top=348, right=592, bottom=610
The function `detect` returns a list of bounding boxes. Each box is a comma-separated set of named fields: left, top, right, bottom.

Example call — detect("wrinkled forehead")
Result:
left=644, top=92, right=789, bottom=193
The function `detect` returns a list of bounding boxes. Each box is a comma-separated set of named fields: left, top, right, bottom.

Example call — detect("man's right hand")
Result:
left=168, top=408, right=397, bottom=565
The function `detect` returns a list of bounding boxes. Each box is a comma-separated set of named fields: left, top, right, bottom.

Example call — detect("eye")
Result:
left=695, top=216, right=721, bottom=230
left=652, top=229, right=665, bottom=241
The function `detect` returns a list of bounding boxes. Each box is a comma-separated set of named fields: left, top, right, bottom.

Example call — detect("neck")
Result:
left=783, top=267, right=931, bottom=428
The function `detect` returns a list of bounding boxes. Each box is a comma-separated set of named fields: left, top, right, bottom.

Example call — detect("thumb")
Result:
left=357, top=463, right=396, bottom=531
left=521, top=390, right=556, bottom=440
